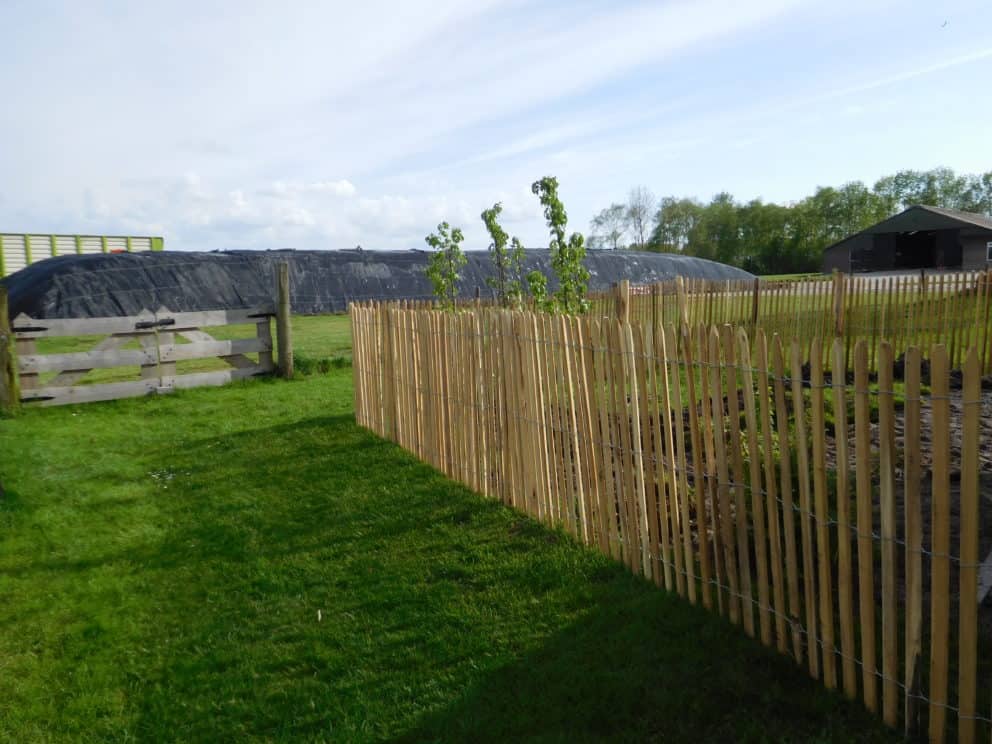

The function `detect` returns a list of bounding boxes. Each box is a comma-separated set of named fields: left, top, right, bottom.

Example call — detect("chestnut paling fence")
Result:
left=589, top=270, right=992, bottom=374
left=350, top=301, right=990, bottom=744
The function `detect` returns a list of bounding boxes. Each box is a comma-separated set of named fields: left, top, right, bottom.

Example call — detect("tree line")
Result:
left=589, top=167, right=992, bottom=275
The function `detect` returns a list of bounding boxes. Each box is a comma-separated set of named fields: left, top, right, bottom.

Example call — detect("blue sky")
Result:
left=1, top=0, right=990, bottom=251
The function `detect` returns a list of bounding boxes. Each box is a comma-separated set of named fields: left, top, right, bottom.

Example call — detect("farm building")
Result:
left=821, top=205, right=992, bottom=273
left=1, top=248, right=753, bottom=319
left=0, top=232, right=164, bottom=278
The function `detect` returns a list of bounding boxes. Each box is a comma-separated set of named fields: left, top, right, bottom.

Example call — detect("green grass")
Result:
left=760, top=273, right=824, bottom=281
left=0, top=360, right=899, bottom=740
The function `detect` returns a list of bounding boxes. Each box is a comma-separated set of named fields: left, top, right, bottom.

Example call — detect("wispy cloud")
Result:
left=781, top=46, right=992, bottom=112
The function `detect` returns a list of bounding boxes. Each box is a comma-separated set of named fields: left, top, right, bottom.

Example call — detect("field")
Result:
left=0, top=315, right=898, bottom=742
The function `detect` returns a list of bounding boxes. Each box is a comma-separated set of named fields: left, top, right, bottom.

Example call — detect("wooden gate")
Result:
left=9, top=305, right=275, bottom=407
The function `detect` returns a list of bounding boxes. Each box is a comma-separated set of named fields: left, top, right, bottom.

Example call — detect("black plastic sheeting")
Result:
left=2, top=249, right=755, bottom=319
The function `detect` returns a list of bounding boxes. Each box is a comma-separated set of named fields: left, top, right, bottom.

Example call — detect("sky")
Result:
left=1, top=0, right=991, bottom=252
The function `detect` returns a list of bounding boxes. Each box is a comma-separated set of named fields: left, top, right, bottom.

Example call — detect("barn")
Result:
left=821, top=205, right=992, bottom=273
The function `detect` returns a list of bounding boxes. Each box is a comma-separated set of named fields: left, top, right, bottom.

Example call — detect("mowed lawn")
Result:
left=0, top=317, right=897, bottom=742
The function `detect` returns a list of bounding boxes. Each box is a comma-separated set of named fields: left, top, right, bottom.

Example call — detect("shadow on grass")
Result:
left=395, top=587, right=897, bottom=744
left=2, top=409, right=900, bottom=742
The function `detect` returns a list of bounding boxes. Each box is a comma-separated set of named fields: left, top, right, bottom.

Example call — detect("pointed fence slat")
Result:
left=773, top=335, right=803, bottom=664
left=878, top=341, right=898, bottom=728
left=929, top=344, right=951, bottom=744
left=854, top=339, right=879, bottom=714
left=723, top=325, right=754, bottom=637
left=904, top=345, right=924, bottom=737
left=757, top=330, right=788, bottom=653
left=832, top=338, right=857, bottom=700
left=738, top=327, right=771, bottom=646
left=958, top=347, right=980, bottom=744
left=791, top=338, right=820, bottom=679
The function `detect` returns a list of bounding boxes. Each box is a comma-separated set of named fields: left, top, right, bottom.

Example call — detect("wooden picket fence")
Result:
left=590, top=270, right=992, bottom=374
left=351, top=301, right=992, bottom=744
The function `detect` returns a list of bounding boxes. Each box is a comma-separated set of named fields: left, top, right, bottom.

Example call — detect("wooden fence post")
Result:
left=0, top=286, right=19, bottom=413
left=651, top=283, right=660, bottom=329
left=832, top=270, right=845, bottom=336
left=276, top=262, right=294, bottom=378
left=616, top=280, right=630, bottom=324
left=751, top=277, right=760, bottom=329
left=675, top=276, right=689, bottom=328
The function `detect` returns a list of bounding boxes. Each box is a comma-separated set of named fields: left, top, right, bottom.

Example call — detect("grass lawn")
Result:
left=0, top=330, right=898, bottom=741
left=760, top=272, right=824, bottom=281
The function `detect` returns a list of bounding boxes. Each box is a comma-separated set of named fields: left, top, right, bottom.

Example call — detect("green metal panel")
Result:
left=0, top=233, right=164, bottom=271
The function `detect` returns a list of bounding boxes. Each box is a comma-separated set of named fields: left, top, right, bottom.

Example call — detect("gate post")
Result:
left=0, top=286, right=20, bottom=414
left=276, top=262, right=294, bottom=378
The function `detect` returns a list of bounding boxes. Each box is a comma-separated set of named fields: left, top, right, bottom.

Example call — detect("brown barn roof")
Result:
left=911, top=204, right=992, bottom=231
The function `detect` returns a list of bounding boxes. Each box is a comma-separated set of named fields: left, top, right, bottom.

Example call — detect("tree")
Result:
left=526, top=270, right=549, bottom=308
left=481, top=202, right=526, bottom=307
left=532, top=176, right=590, bottom=314
left=962, top=171, right=992, bottom=215
left=625, top=186, right=655, bottom=250
left=649, top=196, right=703, bottom=252
left=873, top=167, right=970, bottom=212
left=589, top=203, right=628, bottom=250
left=693, top=192, right=739, bottom=265
left=835, top=182, right=892, bottom=235
left=737, top=199, right=790, bottom=274
left=424, top=221, right=467, bottom=311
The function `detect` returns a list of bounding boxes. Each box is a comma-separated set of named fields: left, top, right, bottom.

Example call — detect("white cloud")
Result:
left=309, top=180, right=357, bottom=197
left=260, top=180, right=357, bottom=198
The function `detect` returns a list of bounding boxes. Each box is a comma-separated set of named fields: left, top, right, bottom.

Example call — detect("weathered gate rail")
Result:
left=0, top=262, right=295, bottom=411
left=7, top=304, right=276, bottom=407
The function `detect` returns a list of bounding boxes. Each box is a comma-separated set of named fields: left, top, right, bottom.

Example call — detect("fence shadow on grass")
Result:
left=133, top=416, right=896, bottom=742
left=395, top=584, right=899, bottom=744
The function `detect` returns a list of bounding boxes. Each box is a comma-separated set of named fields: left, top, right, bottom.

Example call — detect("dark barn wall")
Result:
left=935, top=230, right=963, bottom=268
left=840, top=233, right=888, bottom=272
left=963, top=233, right=992, bottom=270
left=872, top=233, right=897, bottom=269
left=828, top=228, right=991, bottom=273
left=822, top=241, right=852, bottom=273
